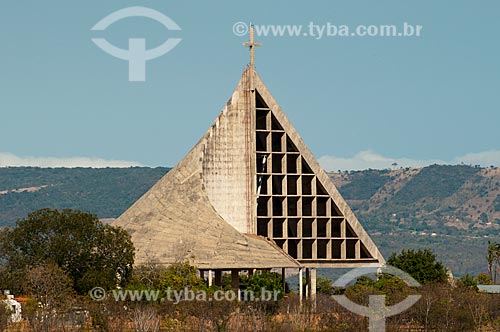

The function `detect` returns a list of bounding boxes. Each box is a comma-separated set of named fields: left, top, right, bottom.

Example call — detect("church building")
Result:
left=113, top=26, right=384, bottom=298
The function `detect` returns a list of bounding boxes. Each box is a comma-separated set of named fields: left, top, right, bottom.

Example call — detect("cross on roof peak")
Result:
left=243, top=24, right=262, bottom=67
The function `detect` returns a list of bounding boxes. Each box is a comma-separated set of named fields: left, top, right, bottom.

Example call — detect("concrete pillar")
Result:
left=298, top=268, right=303, bottom=305
left=310, top=268, right=317, bottom=302
left=281, top=268, right=286, bottom=292
left=310, top=268, right=316, bottom=300
left=305, top=268, right=310, bottom=298
left=215, top=270, right=222, bottom=286
left=208, top=270, right=213, bottom=287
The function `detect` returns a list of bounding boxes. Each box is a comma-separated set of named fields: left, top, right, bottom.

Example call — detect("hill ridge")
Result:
left=1, top=165, right=498, bottom=276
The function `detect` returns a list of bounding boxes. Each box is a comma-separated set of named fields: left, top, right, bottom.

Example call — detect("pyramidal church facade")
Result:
left=113, top=27, right=384, bottom=298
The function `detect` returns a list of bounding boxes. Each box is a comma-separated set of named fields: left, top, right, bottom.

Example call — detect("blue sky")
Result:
left=0, top=1, right=499, bottom=170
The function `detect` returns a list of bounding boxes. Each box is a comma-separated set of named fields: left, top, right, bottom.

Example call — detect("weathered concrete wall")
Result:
left=202, top=83, right=250, bottom=234
left=112, top=115, right=298, bottom=268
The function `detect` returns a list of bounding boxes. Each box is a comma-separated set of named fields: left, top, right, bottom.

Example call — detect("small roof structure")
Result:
left=477, top=285, right=500, bottom=294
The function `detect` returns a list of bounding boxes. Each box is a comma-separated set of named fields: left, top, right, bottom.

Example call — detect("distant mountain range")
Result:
left=331, top=165, right=500, bottom=277
left=1, top=165, right=498, bottom=276
left=0, top=167, right=170, bottom=227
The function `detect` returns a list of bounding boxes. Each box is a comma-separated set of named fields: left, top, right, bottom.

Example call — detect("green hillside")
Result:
left=0, top=167, right=169, bottom=226
left=330, top=165, right=500, bottom=276
left=1, top=165, right=498, bottom=276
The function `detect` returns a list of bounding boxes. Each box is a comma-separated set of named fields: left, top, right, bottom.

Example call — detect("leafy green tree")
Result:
left=316, top=277, right=336, bottom=295
left=476, top=273, right=492, bottom=285
left=241, top=271, right=287, bottom=299
left=457, top=274, right=478, bottom=290
left=128, top=262, right=169, bottom=289
left=160, top=261, right=207, bottom=291
left=387, top=249, right=447, bottom=284
left=128, top=261, right=209, bottom=296
left=0, top=209, right=135, bottom=294
left=345, top=274, right=413, bottom=306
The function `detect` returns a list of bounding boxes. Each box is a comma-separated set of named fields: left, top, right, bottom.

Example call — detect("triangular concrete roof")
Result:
left=114, top=66, right=384, bottom=269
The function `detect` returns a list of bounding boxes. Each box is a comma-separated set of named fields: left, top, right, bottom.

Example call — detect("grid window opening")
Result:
left=302, top=197, right=313, bottom=216
left=332, top=240, right=343, bottom=259
left=271, top=114, right=283, bottom=130
left=288, top=239, right=299, bottom=259
left=288, top=218, right=299, bottom=237
left=257, top=218, right=270, bottom=237
left=346, top=239, right=357, bottom=259
left=287, top=197, right=298, bottom=216
left=272, top=132, right=283, bottom=152
left=273, top=218, right=285, bottom=238
left=272, top=197, right=284, bottom=216
left=256, top=110, right=268, bottom=130
left=317, top=218, right=328, bottom=237
left=302, top=240, right=314, bottom=259
left=302, top=218, right=314, bottom=237
left=256, top=132, right=268, bottom=152
left=318, top=240, right=328, bottom=259
left=257, top=197, right=269, bottom=216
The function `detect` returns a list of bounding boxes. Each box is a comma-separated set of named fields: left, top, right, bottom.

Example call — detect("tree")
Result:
left=128, top=261, right=170, bottom=289
left=25, top=264, right=75, bottom=308
left=0, top=209, right=135, bottom=294
left=345, top=274, right=413, bottom=306
left=241, top=270, right=288, bottom=300
left=316, top=277, right=336, bottom=296
left=456, top=274, right=478, bottom=290
left=23, top=264, right=76, bottom=331
left=0, top=295, right=11, bottom=331
left=387, top=249, right=447, bottom=284
left=159, top=261, right=207, bottom=291
left=486, top=241, right=500, bottom=284
left=475, top=273, right=492, bottom=285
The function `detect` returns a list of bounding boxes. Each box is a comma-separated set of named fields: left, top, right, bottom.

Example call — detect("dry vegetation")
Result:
left=3, top=286, right=500, bottom=332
